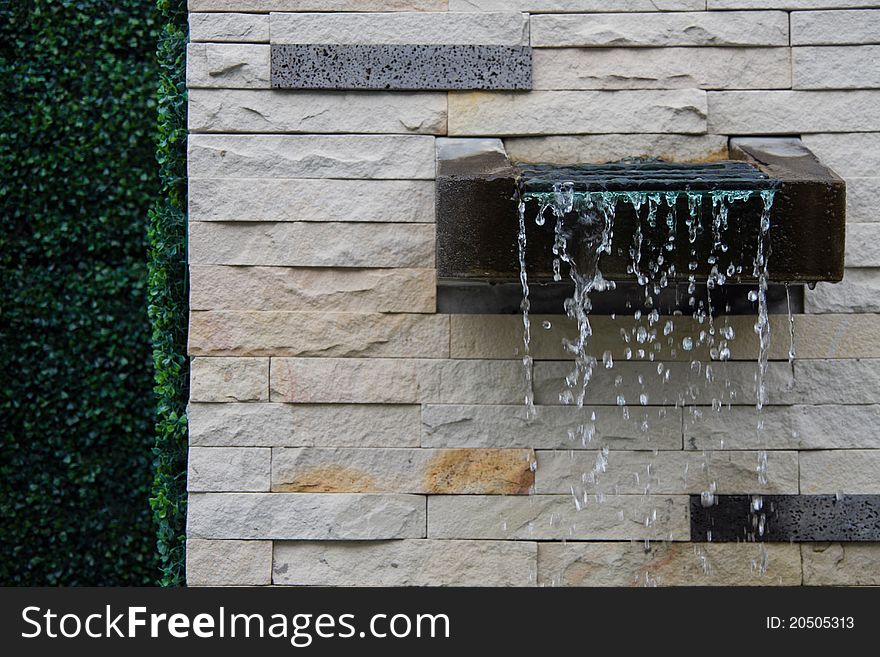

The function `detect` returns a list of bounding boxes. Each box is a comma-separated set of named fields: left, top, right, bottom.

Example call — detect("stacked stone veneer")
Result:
left=186, top=0, right=880, bottom=587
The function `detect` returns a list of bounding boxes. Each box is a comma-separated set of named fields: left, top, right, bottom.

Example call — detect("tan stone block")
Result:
left=802, top=543, right=880, bottom=585
left=273, top=539, right=537, bottom=587
left=449, top=90, right=707, bottom=136
left=800, top=450, right=880, bottom=493
left=421, top=404, right=682, bottom=450
left=536, top=450, right=799, bottom=495
left=186, top=43, right=270, bottom=89
left=186, top=539, right=272, bottom=586
left=427, top=494, right=690, bottom=540
left=505, top=134, right=728, bottom=165
left=188, top=447, right=272, bottom=491
left=271, top=447, right=536, bottom=494
left=188, top=178, right=434, bottom=223
left=270, top=358, right=440, bottom=403
left=187, top=492, right=427, bottom=539
left=188, top=311, right=450, bottom=358
left=190, top=357, right=269, bottom=402
left=539, top=542, right=802, bottom=586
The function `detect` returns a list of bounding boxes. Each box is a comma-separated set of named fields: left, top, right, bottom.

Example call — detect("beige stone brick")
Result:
left=270, top=358, right=440, bottom=403
left=708, top=90, right=880, bottom=133
left=186, top=43, right=270, bottom=89
left=449, top=90, right=707, bottom=136
left=190, top=266, right=436, bottom=313
left=685, top=404, right=880, bottom=450
left=531, top=11, right=788, bottom=47
left=188, top=134, right=436, bottom=180
left=186, top=539, right=272, bottom=586
left=188, top=89, right=447, bottom=134
left=536, top=450, right=799, bottom=495
left=800, top=450, right=880, bottom=493
left=188, top=492, right=427, bottom=539
left=270, top=11, right=528, bottom=45
left=539, top=542, right=802, bottom=586
left=534, top=47, right=790, bottom=90
left=427, top=494, right=690, bottom=540
left=188, top=178, right=434, bottom=223
left=273, top=539, right=537, bottom=586
left=188, top=447, right=272, bottom=491
left=189, top=12, right=270, bottom=42
left=421, top=404, right=683, bottom=450
left=190, top=357, right=269, bottom=402
left=188, top=222, right=435, bottom=268
left=802, top=543, right=880, bottom=585
left=792, top=9, right=880, bottom=45
left=188, top=402, right=422, bottom=448
left=271, top=447, right=536, bottom=494
left=505, top=134, right=728, bottom=165
left=188, top=311, right=450, bottom=358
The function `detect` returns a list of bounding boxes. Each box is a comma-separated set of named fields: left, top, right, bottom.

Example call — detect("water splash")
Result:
left=516, top=193, right=536, bottom=420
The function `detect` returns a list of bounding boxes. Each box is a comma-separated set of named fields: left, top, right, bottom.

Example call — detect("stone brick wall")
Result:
left=186, top=1, right=880, bottom=586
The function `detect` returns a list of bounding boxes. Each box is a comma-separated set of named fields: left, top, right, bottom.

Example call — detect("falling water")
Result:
left=518, top=176, right=778, bottom=584
left=517, top=193, right=536, bottom=420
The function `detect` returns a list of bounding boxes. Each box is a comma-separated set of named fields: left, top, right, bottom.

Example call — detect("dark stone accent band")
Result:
left=690, top=495, right=880, bottom=542
left=270, top=44, right=532, bottom=91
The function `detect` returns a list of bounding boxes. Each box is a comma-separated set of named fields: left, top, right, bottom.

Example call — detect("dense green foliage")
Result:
left=0, top=1, right=161, bottom=584
left=148, top=0, right=188, bottom=587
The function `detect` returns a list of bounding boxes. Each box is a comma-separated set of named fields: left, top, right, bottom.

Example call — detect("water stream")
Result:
left=517, top=181, right=783, bottom=584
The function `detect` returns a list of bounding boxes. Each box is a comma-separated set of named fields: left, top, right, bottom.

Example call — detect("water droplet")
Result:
left=681, top=337, right=694, bottom=351
left=542, top=320, right=552, bottom=330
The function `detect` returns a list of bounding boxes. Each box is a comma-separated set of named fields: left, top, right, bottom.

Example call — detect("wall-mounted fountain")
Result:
left=437, top=137, right=845, bottom=289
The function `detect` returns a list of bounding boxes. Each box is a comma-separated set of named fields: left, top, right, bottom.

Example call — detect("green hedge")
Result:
left=0, top=1, right=160, bottom=584
left=148, top=0, right=189, bottom=587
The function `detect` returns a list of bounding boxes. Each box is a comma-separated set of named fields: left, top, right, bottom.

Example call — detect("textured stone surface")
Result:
left=188, top=493, right=426, bottom=539
left=536, top=450, right=799, bottom=495
left=190, top=266, right=436, bottom=312
left=686, top=405, right=880, bottom=451
left=845, top=178, right=880, bottom=222
left=270, top=11, right=529, bottom=45
left=792, top=9, right=880, bottom=45
left=188, top=222, right=435, bottom=268
left=708, top=91, right=880, bottom=133
left=272, top=447, right=536, bottom=493
left=691, top=495, right=880, bottom=542
left=188, top=311, right=450, bottom=358
left=791, top=359, right=880, bottom=404
left=505, top=134, right=728, bottom=165
left=710, top=0, right=880, bottom=8
left=186, top=540, right=272, bottom=587
left=188, top=447, right=271, bottom=492
left=534, top=47, right=790, bottom=90
left=802, top=543, right=880, bottom=585
left=189, top=178, right=434, bottom=223
left=188, top=89, right=447, bottom=134
left=449, top=314, right=878, bottom=362
left=428, top=495, right=690, bottom=540
left=271, top=358, right=438, bottom=404
left=190, top=357, right=268, bottom=402
left=190, top=1, right=447, bottom=9
left=846, top=223, right=880, bottom=266
left=451, top=1, right=703, bottom=9
left=190, top=12, right=270, bottom=42
left=801, top=132, right=880, bottom=177
left=273, top=540, right=537, bottom=586
left=187, top=43, right=270, bottom=89
left=533, top=360, right=796, bottom=407
left=448, top=90, right=707, bottom=136
left=531, top=12, right=788, bottom=47
left=806, top=270, right=880, bottom=313
left=188, top=402, right=421, bottom=448
left=794, top=46, right=880, bottom=89
left=271, top=44, right=532, bottom=90
left=188, top=134, right=436, bottom=179
left=539, top=542, right=802, bottom=587
left=421, top=404, right=682, bottom=450
left=801, top=450, right=880, bottom=493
